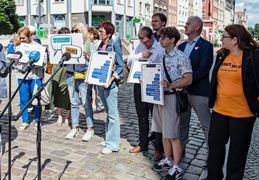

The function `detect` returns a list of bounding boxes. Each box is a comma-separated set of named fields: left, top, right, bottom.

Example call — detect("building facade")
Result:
left=15, top=0, right=153, bottom=39
left=14, top=0, right=246, bottom=43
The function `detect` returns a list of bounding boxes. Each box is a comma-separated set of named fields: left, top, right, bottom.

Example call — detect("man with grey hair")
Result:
left=178, top=16, right=213, bottom=169
left=27, top=25, right=42, bottom=44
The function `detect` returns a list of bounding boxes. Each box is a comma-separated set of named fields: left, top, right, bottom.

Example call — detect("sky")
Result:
left=235, top=0, right=259, bottom=27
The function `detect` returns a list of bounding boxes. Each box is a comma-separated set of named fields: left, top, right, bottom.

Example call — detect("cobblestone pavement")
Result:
left=0, top=74, right=258, bottom=180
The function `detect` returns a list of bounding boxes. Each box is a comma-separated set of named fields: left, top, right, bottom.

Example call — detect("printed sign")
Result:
left=18, top=43, right=46, bottom=66
left=48, top=33, right=85, bottom=64
left=141, top=63, right=164, bottom=105
left=127, top=59, right=151, bottom=83
left=86, top=51, right=115, bottom=86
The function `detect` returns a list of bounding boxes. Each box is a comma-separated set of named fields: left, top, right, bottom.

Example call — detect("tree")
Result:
left=0, top=0, right=21, bottom=35
left=248, top=27, right=253, bottom=36
left=254, top=23, right=259, bottom=40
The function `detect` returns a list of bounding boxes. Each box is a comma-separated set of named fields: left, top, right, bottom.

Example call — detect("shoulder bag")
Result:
left=162, top=57, right=188, bottom=114
left=112, top=45, right=129, bottom=84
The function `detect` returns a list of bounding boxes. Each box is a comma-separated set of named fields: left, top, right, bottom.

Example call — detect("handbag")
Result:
left=45, top=62, right=53, bottom=74
left=32, top=83, right=50, bottom=106
left=162, top=57, right=188, bottom=114
left=112, top=45, right=129, bottom=84
left=74, top=72, right=86, bottom=80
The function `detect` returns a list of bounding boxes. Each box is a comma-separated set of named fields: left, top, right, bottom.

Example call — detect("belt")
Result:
left=164, top=91, right=175, bottom=95
left=66, top=71, right=74, bottom=75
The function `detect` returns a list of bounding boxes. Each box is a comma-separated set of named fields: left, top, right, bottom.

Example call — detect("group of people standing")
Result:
left=127, top=14, right=258, bottom=180
left=48, top=21, right=124, bottom=155
left=1, top=20, right=123, bottom=155
left=0, top=13, right=258, bottom=180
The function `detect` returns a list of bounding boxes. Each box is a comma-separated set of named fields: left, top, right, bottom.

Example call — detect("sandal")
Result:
left=64, top=119, right=70, bottom=126
left=56, top=118, right=63, bottom=126
left=19, top=123, right=29, bottom=131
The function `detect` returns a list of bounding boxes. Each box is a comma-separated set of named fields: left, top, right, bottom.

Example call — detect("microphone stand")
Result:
left=14, top=62, right=65, bottom=180
left=0, top=67, right=31, bottom=180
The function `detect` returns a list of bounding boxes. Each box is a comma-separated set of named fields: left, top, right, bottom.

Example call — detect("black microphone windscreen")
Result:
left=15, top=51, right=23, bottom=58
left=63, top=52, right=71, bottom=60
left=0, top=43, right=3, bottom=52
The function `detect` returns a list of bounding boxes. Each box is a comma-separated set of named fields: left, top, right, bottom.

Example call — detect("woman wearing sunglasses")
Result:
left=65, top=23, right=94, bottom=142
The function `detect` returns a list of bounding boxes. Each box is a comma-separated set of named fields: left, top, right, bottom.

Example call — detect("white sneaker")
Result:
left=66, top=128, right=79, bottom=139
left=101, top=147, right=112, bottom=154
left=82, top=129, right=94, bottom=141
left=100, top=141, right=106, bottom=146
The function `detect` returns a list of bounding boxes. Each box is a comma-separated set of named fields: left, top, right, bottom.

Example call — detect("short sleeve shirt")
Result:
left=163, top=46, right=192, bottom=91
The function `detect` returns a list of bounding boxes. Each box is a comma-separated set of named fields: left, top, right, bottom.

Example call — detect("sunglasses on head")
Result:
left=71, top=29, right=79, bottom=33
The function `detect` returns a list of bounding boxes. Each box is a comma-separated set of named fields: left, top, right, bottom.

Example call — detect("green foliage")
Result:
left=254, top=23, right=259, bottom=40
left=0, top=0, right=21, bottom=35
left=248, top=27, right=253, bottom=35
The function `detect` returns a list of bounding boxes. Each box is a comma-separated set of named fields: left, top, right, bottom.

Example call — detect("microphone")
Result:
left=0, top=43, right=3, bottom=52
left=21, top=50, right=41, bottom=73
left=59, top=52, right=71, bottom=65
left=0, top=51, right=23, bottom=78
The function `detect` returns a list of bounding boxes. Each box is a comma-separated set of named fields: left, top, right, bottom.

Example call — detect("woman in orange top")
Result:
left=208, top=24, right=259, bottom=180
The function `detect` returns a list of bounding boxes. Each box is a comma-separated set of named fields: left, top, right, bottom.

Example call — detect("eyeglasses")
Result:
left=71, top=29, right=79, bottom=33
left=98, top=30, right=105, bottom=35
left=160, top=36, right=169, bottom=40
left=221, top=35, right=232, bottom=39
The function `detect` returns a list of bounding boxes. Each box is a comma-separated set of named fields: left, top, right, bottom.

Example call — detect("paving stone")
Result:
left=112, top=163, right=132, bottom=173
left=50, top=150, right=69, bottom=157
left=186, top=164, right=203, bottom=175
left=183, top=172, right=200, bottom=180
left=115, top=171, right=134, bottom=180
left=128, top=166, right=147, bottom=177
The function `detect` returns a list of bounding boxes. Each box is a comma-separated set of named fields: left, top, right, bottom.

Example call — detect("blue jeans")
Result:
left=93, top=85, right=104, bottom=111
left=18, top=78, right=42, bottom=123
left=66, top=74, right=93, bottom=128
left=97, top=85, right=120, bottom=151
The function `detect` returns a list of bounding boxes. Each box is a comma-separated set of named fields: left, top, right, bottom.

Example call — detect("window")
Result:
left=93, top=0, right=111, bottom=5
left=128, top=0, right=132, bottom=6
left=15, top=0, right=24, bottom=5
left=33, top=0, right=43, bottom=3
left=54, top=15, right=66, bottom=31
left=92, top=15, right=105, bottom=29
left=19, top=17, right=26, bottom=26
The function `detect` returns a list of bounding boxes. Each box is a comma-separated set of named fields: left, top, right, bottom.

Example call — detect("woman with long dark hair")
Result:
left=208, top=24, right=259, bottom=180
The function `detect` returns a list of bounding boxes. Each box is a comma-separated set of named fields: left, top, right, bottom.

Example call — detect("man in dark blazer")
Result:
left=178, top=16, right=213, bottom=168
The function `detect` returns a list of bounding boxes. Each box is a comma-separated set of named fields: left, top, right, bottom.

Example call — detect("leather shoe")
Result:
left=154, top=150, right=163, bottom=161
left=129, top=146, right=148, bottom=153
left=148, top=133, right=155, bottom=141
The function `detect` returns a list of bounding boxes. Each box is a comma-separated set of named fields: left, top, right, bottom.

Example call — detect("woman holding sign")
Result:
left=65, top=23, right=95, bottom=142
left=15, top=26, right=45, bottom=131
left=96, top=21, right=124, bottom=154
